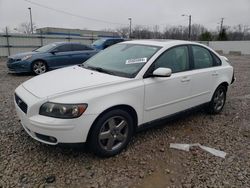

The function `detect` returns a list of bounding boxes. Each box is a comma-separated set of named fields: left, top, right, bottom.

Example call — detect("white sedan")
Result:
left=14, top=40, right=234, bottom=157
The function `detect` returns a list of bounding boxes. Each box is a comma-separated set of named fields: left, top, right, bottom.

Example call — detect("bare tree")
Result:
left=114, top=23, right=250, bottom=41
left=17, top=22, right=36, bottom=34
left=132, top=25, right=152, bottom=39
left=115, top=27, right=129, bottom=38
left=1, top=27, right=11, bottom=33
left=152, top=25, right=162, bottom=39
left=163, top=25, right=187, bottom=40
left=190, top=24, right=207, bottom=40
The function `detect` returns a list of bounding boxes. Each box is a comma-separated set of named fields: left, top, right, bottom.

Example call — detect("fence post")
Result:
left=40, top=31, right=43, bottom=46
left=5, top=27, right=10, bottom=56
left=68, top=32, right=71, bottom=42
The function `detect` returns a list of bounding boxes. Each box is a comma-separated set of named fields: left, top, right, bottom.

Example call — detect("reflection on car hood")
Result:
left=22, top=65, right=129, bottom=98
left=9, top=51, right=41, bottom=59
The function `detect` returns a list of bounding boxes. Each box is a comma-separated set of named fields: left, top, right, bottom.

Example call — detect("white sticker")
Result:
left=125, top=57, right=147, bottom=64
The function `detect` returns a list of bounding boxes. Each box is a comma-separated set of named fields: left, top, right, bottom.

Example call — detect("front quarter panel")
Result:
left=49, top=79, right=145, bottom=126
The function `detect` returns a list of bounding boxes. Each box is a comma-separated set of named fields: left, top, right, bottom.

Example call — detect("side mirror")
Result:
left=152, top=68, right=172, bottom=77
left=50, top=49, right=59, bottom=54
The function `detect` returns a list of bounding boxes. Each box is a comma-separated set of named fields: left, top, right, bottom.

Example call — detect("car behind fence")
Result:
left=0, top=31, right=99, bottom=57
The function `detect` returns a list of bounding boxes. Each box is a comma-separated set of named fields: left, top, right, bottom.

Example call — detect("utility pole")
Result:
left=182, top=14, right=192, bottom=40
left=219, top=18, right=224, bottom=34
left=28, top=7, right=34, bottom=34
left=243, top=25, right=250, bottom=40
left=188, top=15, right=191, bottom=41
left=128, top=18, right=132, bottom=39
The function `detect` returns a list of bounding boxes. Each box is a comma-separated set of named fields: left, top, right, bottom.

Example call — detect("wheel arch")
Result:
left=31, top=59, right=48, bottom=69
left=86, top=104, right=138, bottom=143
left=210, top=81, right=229, bottom=102
left=216, top=81, right=229, bottom=92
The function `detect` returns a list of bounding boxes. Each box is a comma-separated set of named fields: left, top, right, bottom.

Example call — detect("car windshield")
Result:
left=83, top=43, right=161, bottom=78
left=92, top=39, right=106, bottom=46
left=34, top=43, right=58, bottom=52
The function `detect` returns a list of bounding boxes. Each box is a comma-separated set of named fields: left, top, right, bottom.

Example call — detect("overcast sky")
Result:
left=0, top=0, right=249, bottom=32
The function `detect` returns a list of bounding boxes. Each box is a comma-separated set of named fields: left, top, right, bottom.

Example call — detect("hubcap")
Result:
left=33, top=62, right=46, bottom=74
left=214, top=89, right=225, bottom=111
left=98, top=116, right=129, bottom=151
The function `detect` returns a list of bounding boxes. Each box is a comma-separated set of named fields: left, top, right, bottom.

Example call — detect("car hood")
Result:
left=9, top=51, right=41, bottom=59
left=22, top=66, right=129, bottom=98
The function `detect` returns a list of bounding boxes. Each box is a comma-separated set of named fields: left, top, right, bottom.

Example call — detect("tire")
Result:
left=89, top=109, right=134, bottom=157
left=32, top=60, right=47, bottom=75
left=207, top=85, right=227, bottom=114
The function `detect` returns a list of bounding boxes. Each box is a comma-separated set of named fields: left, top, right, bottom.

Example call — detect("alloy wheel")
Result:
left=98, top=116, right=129, bottom=151
left=213, top=88, right=225, bottom=111
left=33, top=61, right=47, bottom=75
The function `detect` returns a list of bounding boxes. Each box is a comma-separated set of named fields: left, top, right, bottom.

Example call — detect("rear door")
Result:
left=143, top=45, right=193, bottom=123
left=188, top=45, right=217, bottom=106
left=70, top=44, right=96, bottom=65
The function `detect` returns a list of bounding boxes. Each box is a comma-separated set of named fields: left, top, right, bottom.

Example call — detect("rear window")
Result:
left=192, top=45, right=213, bottom=69
left=211, top=53, right=222, bottom=66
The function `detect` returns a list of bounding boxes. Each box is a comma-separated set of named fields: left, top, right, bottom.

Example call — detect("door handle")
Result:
left=181, top=77, right=190, bottom=82
left=212, top=71, right=218, bottom=76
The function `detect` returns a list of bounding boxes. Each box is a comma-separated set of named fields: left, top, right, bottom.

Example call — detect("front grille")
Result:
left=15, top=94, right=28, bottom=114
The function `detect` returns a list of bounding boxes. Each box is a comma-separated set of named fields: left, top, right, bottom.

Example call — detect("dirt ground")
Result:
left=0, top=55, right=249, bottom=188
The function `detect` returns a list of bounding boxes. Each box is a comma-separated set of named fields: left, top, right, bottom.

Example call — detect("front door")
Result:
left=143, top=45, right=193, bottom=123
left=48, top=44, right=72, bottom=69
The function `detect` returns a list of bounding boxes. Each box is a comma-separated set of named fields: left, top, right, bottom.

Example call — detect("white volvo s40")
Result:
left=14, top=40, right=234, bottom=157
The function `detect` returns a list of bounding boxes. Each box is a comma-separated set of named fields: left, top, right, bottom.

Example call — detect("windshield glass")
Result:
left=83, top=43, right=161, bottom=78
left=34, top=43, right=57, bottom=52
left=92, top=38, right=106, bottom=46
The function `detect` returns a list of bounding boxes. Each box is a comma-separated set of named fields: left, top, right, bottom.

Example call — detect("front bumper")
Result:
left=15, top=85, right=97, bottom=145
left=7, top=59, right=31, bottom=73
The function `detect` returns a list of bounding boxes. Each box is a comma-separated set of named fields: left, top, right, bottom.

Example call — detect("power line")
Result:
left=23, top=0, right=127, bottom=26
left=23, top=0, right=192, bottom=29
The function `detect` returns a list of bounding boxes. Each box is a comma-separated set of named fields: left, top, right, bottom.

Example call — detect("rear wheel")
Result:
left=208, top=85, right=227, bottom=114
left=32, top=60, right=47, bottom=75
left=89, top=109, right=134, bottom=157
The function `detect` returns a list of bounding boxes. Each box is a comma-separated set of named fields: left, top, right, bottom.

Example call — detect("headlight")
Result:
left=21, top=55, right=32, bottom=61
left=39, top=102, right=88, bottom=119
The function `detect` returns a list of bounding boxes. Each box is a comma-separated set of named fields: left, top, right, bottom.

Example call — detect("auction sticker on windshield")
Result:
left=125, top=58, right=147, bottom=64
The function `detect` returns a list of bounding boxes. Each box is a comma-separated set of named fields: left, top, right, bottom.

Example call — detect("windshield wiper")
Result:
left=84, top=65, right=116, bottom=76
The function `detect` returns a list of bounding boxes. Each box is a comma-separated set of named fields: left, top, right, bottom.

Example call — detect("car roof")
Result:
left=52, top=42, right=85, bottom=45
left=123, top=39, right=199, bottom=48
left=100, top=38, right=124, bottom=40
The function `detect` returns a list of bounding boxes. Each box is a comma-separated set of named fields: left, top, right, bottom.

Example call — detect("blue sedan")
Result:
left=7, top=42, right=99, bottom=75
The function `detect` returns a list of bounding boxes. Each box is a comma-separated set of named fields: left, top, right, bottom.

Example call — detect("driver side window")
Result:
left=55, top=44, right=72, bottom=52
left=153, top=46, right=189, bottom=73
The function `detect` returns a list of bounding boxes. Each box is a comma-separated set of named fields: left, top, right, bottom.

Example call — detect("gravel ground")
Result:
left=0, top=55, right=249, bottom=188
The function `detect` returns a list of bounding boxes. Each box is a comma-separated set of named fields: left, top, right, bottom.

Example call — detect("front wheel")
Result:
left=32, top=61, right=47, bottom=75
left=208, top=85, right=227, bottom=114
left=89, top=109, right=134, bottom=157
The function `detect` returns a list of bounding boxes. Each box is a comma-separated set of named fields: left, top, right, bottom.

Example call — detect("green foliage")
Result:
left=217, top=28, right=228, bottom=41
left=199, top=31, right=213, bottom=41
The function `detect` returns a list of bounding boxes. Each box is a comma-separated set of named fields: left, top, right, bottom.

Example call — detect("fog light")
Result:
left=49, top=136, right=57, bottom=143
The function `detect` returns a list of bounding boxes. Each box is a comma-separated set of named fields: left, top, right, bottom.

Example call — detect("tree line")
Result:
left=4, top=22, right=250, bottom=41
left=115, top=24, right=250, bottom=41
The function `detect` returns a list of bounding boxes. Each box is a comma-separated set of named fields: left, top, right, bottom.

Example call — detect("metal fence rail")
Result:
left=0, top=31, right=99, bottom=57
